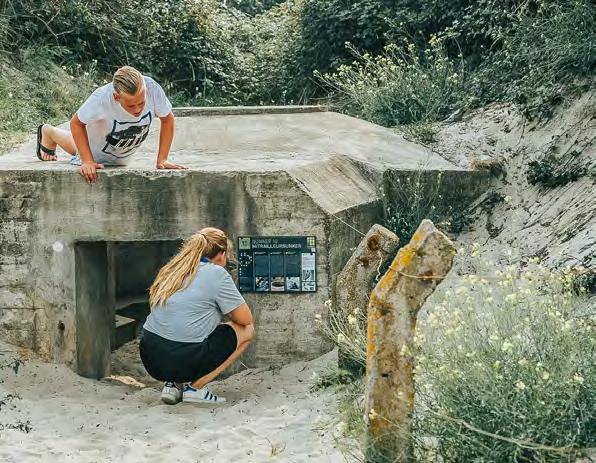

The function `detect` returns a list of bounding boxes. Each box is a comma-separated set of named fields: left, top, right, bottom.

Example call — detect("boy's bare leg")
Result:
left=190, top=322, right=255, bottom=390
left=39, top=124, right=77, bottom=161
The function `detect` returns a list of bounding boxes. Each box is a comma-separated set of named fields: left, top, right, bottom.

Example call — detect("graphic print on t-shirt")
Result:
left=102, top=111, right=152, bottom=158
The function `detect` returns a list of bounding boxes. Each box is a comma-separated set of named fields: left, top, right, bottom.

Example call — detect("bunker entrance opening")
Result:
left=75, top=240, right=181, bottom=379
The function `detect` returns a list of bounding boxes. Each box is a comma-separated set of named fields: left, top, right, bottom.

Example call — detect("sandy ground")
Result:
left=428, top=92, right=595, bottom=270
left=0, top=341, right=349, bottom=463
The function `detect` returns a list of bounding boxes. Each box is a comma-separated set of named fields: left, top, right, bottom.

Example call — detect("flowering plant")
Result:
left=414, top=261, right=595, bottom=461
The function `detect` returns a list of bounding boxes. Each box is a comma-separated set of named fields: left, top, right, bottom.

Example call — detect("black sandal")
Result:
left=36, top=124, right=56, bottom=161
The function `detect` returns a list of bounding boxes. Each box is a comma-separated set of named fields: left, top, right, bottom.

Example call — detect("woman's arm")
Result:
left=227, top=303, right=253, bottom=326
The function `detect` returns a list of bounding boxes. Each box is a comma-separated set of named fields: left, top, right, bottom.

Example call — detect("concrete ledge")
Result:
left=173, top=105, right=327, bottom=117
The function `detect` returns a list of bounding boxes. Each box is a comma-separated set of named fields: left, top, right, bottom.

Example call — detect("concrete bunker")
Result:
left=75, top=240, right=181, bottom=378
left=0, top=107, right=491, bottom=378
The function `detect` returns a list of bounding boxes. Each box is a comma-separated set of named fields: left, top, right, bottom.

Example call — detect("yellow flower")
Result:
left=368, top=408, right=378, bottom=420
left=347, top=314, right=357, bottom=325
left=501, top=341, right=514, bottom=353
left=572, top=374, right=584, bottom=385
left=515, top=380, right=526, bottom=392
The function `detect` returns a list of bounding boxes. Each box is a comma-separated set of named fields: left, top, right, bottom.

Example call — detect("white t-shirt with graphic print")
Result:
left=76, top=76, right=172, bottom=166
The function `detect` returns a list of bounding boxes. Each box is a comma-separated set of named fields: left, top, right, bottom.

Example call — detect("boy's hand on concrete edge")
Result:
left=156, top=161, right=188, bottom=170
left=79, top=161, right=104, bottom=184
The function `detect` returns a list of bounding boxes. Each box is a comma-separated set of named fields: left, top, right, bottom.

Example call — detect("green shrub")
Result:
left=227, top=0, right=285, bottom=16
left=527, top=153, right=587, bottom=188
left=0, top=48, right=98, bottom=151
left=414, top=262, right=595, bottom=461
left=0, top=0, right=238, bottom=104
left=225, top=1, right=307, bottom=104
left=470, top=0, right=596, bottom=118
left=383, top=170, right=462, bottom=246
left=316, top=38, right=465, bottom=126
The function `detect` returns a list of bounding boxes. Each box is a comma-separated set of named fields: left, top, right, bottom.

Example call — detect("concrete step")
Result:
left=113, top=315, right=137, bottom=350
left=115, top=294, right=149, bottom=311
left=115, top=294, right=150, bottom=325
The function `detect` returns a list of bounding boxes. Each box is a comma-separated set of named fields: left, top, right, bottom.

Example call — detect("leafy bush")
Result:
left=0, top=0, right=238, bottom=103
left=316, top=38, right=465, bottom=126
left=227, top=0, right=285, bottom=16
left=470, top=0, right=596, bottom=118
left=383, top=170, right=465, bottom=245
left=313, top=0, right=595, bottom=123
left=527, top=153, right=587, bottom=188
left=224, top=2, right=307, bottom=104
left=414, top=262, right=595, bottom=461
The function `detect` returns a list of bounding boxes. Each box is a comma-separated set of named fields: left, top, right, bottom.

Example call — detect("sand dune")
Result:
left=0, top=342, right=346, bottom=462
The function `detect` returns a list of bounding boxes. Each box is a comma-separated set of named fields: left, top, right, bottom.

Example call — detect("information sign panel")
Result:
left=237, top=236, right=317, bottom=293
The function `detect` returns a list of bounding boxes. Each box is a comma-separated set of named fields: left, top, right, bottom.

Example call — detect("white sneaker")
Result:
left=182, top=384, right=226, bottom=404
left=161, top=381, right=182, bottom=405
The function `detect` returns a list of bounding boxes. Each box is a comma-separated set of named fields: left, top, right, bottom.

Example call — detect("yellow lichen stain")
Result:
left=377, top=236, right=421, bottom=291
left=366, top=307, right=382, bottom=360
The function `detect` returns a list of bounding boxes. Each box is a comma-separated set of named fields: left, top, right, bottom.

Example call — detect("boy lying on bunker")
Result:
left=36, top=66, right=187, bottom=183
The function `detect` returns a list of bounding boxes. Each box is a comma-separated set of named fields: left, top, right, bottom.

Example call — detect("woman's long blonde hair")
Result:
left=149, top=227, right=228, bottom=307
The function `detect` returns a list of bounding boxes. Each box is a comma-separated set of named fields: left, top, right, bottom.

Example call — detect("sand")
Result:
left=0, top=341, right=349, bottom=463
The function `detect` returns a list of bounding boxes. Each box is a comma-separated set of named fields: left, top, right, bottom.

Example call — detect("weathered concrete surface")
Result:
left=1, top=111, right=458, bottom=172
left=0, top=110, right=484, bottom=377
left=335, top=224, right=399, bottom=370
left=365, top=220, right=456, bottom=462
left=173, top=105, right=326, bottom=117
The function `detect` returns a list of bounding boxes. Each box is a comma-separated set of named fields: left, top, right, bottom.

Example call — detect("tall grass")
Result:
left=0, top=48, right=98, bottom=152
left=316, top=37, right=465, bottom=127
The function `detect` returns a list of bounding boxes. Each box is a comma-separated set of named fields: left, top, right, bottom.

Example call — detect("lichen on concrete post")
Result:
left=365, top=219, right=456, bottom=462
left=335, top=224, right=399, bottom=372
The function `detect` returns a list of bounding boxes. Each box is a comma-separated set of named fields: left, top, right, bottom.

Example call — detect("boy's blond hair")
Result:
left=113, top=66, right=144, bottom=95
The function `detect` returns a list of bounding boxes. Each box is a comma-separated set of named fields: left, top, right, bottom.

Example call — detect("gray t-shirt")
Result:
left=143, top=263, right=245, bottom=343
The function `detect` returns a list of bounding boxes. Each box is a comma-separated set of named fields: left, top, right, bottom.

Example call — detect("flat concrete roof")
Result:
left=0, top=110, right=459, bottom=173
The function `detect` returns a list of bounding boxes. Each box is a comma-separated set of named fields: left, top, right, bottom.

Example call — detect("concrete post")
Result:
left=365, top=220, right=455, bottom=462
left=335, top=224, right=399, bottom=372
left=75, top=242, right=112, bottom=379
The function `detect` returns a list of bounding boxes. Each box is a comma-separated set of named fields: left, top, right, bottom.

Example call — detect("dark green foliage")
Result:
left=311, top=367, right=356, bottom=391
left=469, top=0, right=596, bottom=118
left=227, top=0, right=285, bottom=15
left=0, top=0, right=594, bottom=134
left=0, top=0, right=236, bottom=103
left=527, top=153, right=587, bottom=188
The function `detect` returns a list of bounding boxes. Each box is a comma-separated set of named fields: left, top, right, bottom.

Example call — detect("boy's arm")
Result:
left=70, top=113, right=104, bottom=184
left=156, top=113, right=186, bottom=170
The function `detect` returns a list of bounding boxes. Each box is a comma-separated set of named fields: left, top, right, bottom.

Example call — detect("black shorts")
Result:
left=139, top=325, right=237, bottom=383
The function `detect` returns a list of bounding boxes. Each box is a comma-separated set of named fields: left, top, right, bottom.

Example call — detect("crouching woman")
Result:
left=139, top=227, right=255, bottom=405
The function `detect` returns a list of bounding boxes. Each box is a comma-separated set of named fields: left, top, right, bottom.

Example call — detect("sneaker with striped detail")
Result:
left=182, top=384, right=226, bottom=404
left=161, top=381, right=183, bottom=405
